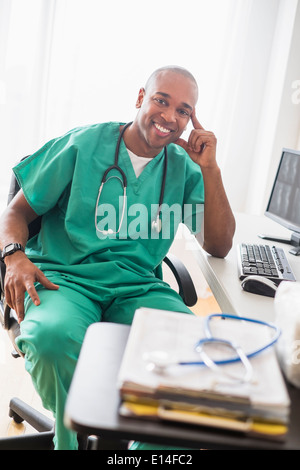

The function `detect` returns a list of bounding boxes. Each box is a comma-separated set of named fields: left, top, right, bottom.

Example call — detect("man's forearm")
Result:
left=0, top=191, right=39, bottom=254
left=0, top=207, right=29, bottom=253
left=201, top=165, right=235, bottom=258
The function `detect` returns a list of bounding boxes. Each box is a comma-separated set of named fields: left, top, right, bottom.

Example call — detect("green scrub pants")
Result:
left=16, top=282, right=193, bottom=450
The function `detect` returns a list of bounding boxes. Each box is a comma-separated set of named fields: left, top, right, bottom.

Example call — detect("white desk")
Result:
left=192, top=212, right=300, bottom=322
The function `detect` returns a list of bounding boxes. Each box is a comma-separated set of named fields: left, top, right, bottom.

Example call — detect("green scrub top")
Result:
left=13, top=122, right=205, bottom=300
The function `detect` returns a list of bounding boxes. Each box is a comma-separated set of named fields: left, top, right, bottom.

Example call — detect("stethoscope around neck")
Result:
left=95, top=121, right=168, bottom=235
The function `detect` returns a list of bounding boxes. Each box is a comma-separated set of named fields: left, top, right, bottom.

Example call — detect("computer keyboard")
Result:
left=237, top=243, right=296, bottom=284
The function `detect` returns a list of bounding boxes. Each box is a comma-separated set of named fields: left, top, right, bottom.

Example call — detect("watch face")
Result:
left=5, top=244, right=15, bottom=253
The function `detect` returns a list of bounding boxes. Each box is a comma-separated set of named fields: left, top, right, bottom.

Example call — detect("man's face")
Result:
left=135, top=71, right=198, bottom=153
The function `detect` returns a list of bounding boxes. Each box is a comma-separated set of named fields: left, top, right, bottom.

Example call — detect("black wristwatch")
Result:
left=1, top=243, right=25, bottom=261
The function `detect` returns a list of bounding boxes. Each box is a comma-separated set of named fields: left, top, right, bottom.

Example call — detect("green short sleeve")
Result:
left=13, top=132, right=77, bottom=216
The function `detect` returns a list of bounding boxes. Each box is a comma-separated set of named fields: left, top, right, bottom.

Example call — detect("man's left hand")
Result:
left=175, top=110, right=217, bottom=169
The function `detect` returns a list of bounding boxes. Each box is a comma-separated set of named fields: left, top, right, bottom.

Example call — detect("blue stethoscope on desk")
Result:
left=144, top=314, right=281, bottom=384
left=95, top=121, right=168, bottom=235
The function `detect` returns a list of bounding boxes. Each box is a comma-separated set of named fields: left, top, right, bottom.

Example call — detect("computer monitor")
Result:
left=264, top=148, right=300, bottom=255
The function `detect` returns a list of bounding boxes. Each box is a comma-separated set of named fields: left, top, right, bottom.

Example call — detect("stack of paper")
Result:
left=117, top=308, right=290, bottom=439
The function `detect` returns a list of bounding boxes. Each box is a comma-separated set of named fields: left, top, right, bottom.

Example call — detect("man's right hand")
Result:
left=4, top=251, right=59, bottom=323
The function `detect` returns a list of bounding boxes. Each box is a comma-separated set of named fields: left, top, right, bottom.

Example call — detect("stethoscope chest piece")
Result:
left=152, top=216, right=162, bottom=234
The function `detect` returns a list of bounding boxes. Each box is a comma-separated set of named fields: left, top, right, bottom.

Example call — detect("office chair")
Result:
left=0, top=157, right=197, bottom=450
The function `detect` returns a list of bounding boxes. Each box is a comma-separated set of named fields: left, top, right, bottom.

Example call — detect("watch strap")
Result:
left=1, top=243, right=25, bottom=261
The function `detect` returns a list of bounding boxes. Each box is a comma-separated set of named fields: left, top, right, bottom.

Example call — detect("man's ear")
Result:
left=136, top=88, right=145, bottom=108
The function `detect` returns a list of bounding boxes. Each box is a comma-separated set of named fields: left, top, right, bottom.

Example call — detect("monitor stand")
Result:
left=289, top=232, right=300, bottom=255
left=258, top=232, right=300, bottom=256
left=289, top=246, right=300, bottom=256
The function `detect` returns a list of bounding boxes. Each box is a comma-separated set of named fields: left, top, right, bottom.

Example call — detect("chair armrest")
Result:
left=0, top=261, right=22, bottom=356
left=0, top=260, right=8, bottom=328
left=0, top=260, right=5, bottom=300
left=0, top=299, right=23, bottom=357
left=163, top=253, right=197, bottom=307
left=0, top=301, right=12, bottom=331
left=0, top=261, right=18, bottom=331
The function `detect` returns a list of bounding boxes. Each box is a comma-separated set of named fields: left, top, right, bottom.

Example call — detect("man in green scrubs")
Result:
left=0, top=66, right=235, bottom=449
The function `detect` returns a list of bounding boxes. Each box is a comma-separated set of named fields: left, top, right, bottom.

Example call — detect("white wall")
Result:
left=263, top=1, right=300, bottom=212
left=245, top=0, right=300, bottom=215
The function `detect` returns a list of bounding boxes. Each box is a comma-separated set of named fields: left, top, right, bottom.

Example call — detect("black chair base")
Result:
left=0, top=430, right=55, bottom=450
left=0, top=396, right=128, bottom=450
left=0, top=397, right=55, bottom=450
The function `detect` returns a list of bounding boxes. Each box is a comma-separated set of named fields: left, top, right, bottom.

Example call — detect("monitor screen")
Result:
left=265, top=148, right=300, bottom=234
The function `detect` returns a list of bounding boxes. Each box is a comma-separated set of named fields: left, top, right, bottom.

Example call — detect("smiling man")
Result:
left=0, top=65, right=235, bottom=450
left=123, top=66, right=235, bottom=257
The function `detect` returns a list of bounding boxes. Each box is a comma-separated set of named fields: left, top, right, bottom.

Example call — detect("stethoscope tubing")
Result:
left=100, top=121, right=132, bottom=187
left=101, top=164, right=127, bottom=188
left=176, top=313, right=281, bottom=367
